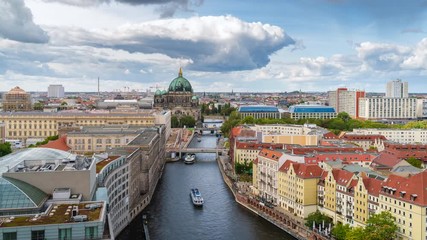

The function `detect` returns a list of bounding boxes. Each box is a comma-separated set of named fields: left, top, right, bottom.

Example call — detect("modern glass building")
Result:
left=238, top=105, right=281, bottom=119
left=288, top=105, right=336, bottom=120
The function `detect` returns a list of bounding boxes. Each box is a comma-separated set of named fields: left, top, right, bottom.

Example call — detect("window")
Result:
left=59, top=228, right=72, bottom=240
left=3, top=232, right=17, bottom=240
left=85, top=226, right=98, bottom=240
left=31, top=230, right=45, bottom=240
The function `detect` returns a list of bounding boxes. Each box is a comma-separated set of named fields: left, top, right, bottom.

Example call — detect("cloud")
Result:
left=47, top=15, right=294, bottom=72
left=402, top=38, right=427, bottom=70
left=0, top=0, right=49, bottom=43
left=41, top=0, right=203, bottom=17
left=356, top=42, right=412, bottom=71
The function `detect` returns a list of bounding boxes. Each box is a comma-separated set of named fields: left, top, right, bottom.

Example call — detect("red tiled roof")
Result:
left=382, top=171, right=427, bottom=206
left=279, top=160, right=293, bottom=172
left=295, top=164, right=323, bottom=179
left=236, top=142, right=283, bottom=150
left=323, top=132, right=338, bottom=139
left=371, top=152, right=402, bottom=169
left=363, top=177, right=383, bottom=197
left=332, top=169, right=354, bottom=186
left=40, top=136, right=70, bottom=151
left=258, top=148, right=282, bottom=161
left=341, top=134, right=386, bottom=141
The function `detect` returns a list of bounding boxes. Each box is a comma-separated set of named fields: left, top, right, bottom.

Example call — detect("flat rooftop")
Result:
left=128, top=128, right=158, bottom=146
left=7, top=157, right=93, bottom=173
left=0, top=202, right=105, bottom=227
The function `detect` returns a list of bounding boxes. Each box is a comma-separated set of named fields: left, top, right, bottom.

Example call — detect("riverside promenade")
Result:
left=216, top=155, right=327, bottom=240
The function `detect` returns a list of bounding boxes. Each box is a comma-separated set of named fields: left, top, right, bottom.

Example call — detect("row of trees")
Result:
left=201, top=102, right=236, bottom=116
left=305, top=211, right=397, bottom=240
left=0, top=142, right=12, bottom=157
left=171, top=115, right=196, bottom=128
left=221, top=111, right=427, bottom=137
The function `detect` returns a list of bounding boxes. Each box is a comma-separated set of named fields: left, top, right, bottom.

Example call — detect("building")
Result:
left=277, top=160, right=322, bottom=218
left=2, top=86, right=32, bottom=112
left=328, top=88, right=365, bottom=118
left=386, top=79, right=408, bottom=98
left=96, top=126, right=166, bottom=238
left=288, top=105, right=336, bottom=120
left=416, top=99, right=427, bottom=119
left=234, top=142, right=284, bottom=165
left=238, top=105, right=281, bottom=119
left=0, top=110, right=167, bottom=143
left=0, top=123, right=4, bottom=143
left=352, top=128, right=427, bottom=144
left=340, top=134, right=386, bottom=151
left=153, top=68, right=200, bottom=120
left=358, top=97, right=417, bottom=120
left=47, top=84, right=65, bottom=98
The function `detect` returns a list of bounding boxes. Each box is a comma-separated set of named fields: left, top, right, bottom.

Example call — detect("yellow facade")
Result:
left=0, top=112, right=156, bottom=141
left=354, top=178, right=369, bottom=226
left=262, top=134, right=318, bottom=146
left=234, top=148, right=260, bottom=165
left=323, top=171, right=337, bottom=217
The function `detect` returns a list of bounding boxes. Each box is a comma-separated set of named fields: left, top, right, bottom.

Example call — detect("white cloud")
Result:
left=356, top=41, right=412, bottom=71
left=0, top=0, right=48, bottom=43
left=402, top=38, right=427, bottom=70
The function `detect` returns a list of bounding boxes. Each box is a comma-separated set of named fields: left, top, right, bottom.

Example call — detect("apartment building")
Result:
left=340, top=134, right=386, bottom=151
left=386, top=79, right=408, bottom=98
left=358, top=97, right=417, bottom=120
left=234, top=142, right=284, bottom=165
left=328, top=88, right=365, bottom=118
left=277, top=160, right=322, bottom=218
left=352, top=128, right=427, bottom=144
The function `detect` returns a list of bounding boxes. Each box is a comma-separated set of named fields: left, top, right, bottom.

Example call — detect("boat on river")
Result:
left=184, top=154, right=196, bottom=164
left=190, top=188, right=204, bottom=206
left=197, top=137, right=201, bottom=142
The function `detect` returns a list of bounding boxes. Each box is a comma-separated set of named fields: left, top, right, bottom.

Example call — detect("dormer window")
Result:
left=400, top=191, right=406, bottom=198
left=410, top=194, right=418, bottom=201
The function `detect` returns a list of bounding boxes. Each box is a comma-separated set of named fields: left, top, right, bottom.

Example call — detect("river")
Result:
left=118, top=133, right=296, bottom=240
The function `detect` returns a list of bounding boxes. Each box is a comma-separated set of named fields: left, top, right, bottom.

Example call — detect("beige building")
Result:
left=2, top=86, right=32, bottom=112
left=352, top=128, right=427, bottom=144
left=328, top=88, right=365, bottom=118
left=0, top=110, right=170, bottom=143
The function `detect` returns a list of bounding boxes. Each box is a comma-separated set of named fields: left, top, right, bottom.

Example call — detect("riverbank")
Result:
left=216, top=156, right=314, bottom=240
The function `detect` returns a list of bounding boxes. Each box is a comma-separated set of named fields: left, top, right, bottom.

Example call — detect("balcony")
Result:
left=346, top=215, right=353, bottom=219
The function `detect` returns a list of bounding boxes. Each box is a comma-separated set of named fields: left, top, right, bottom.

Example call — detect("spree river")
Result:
left=119, top=133, right=295, bottom=240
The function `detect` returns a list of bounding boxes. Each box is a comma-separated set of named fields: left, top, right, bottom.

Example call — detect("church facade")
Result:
left=154, top=69, right=200, bottom=120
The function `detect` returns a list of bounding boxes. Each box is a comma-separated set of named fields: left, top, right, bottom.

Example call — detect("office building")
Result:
left=288, top=105, right=336, bottom=120
left=238, top=105, right=281, bottom=119
left=328, top=88, right=365, bottom=118
left=358, top=97, right=417, bottom=119
left=47, top=84, right=65, bottom=98
left=386, top=79, right=408, bottom=98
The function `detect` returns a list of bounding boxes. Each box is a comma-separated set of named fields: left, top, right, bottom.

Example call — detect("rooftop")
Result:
left=96, top=156, right=121, bottom=173
left=288, top=105, right=336, bottom=113
left=238, top=105, right=279, bottom=113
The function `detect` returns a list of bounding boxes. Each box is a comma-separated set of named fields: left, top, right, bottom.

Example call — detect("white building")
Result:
left=47, top=84, right=65, bottom=98
left=352, top=128, right=427, bottom=144
left=386, top=79, right=408, bottom=98
left=328, top=88, right=365, bottom=118
left=256, top=148, right=286, bottom=204
left=416, top=99, right=427, bottom=118
left=358, top=97, right=417, bottom=119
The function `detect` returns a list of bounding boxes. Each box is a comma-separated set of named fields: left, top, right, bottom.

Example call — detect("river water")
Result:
left=119, top=133, right=295, bottom=240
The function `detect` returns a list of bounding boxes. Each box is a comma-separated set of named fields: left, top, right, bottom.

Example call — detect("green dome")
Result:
left=168, top=68, right=193, bottom=93
left=154, top=89, right=162, bottom=96
left=161, top=90, right=167, bottom=95
left=192, top=96, right=198, bottom=100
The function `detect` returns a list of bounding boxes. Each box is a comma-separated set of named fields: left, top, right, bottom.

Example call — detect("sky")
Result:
left=0, top=0, right=427, bottom=93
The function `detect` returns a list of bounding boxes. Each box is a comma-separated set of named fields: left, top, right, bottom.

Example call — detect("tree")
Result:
left=171, top=116, right=180, bottom=128
left=33, top=102, right=44, bottom=111
left=346, top=227, right=365, bottom=240
left=406, top=156, right=423, bottom=169
left=364, top=211, right=398, bottom=240
left=305, top=211, right=332, bottom=228
left=0, top=142, right=12, bottom=157
left=331, top=223, right=351, bottom=240
left=337, top=112, right=351, bottom=122
left=180, top=115, right=196, bottom=128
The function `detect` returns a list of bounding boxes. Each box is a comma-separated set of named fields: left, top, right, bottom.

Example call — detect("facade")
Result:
left=2, top=86, right=32, bottom=112
left=47, top=84, right=65, bottom=98
left=238, top=105, right=281, bottom=119
left=277, top=160, right=322, bottom=218
left=416, top=99, right=427, bottom=118
left=0, top=111, right=162, bottom=142
left=97, top=126, right=166, bottom=238
left=352, top=128, right=427, bottom=144
left=288, top=105, right=336, bottom=120
left=340, top=134, right=387, bottom=151
left=234, top=142, right=283, bottom=165
left=153, top=68, right=200, bottom=120
left=358, top=97, right=417, bottom=119
left=386, top=79, right=408, bottom=98
left=328, top=88, right=365, bottom=118
left=0, top=123, right=4, bottom=143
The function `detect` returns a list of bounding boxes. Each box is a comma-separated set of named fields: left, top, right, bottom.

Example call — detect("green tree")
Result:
left=33, top=102, right=44, bottom=111
left=331, top=223, right=351, bottom=240
left=180, top=115, right=196, bottom=128
left=346, top=227, right=365, bottom=240
left=171, top=116, right=180, bottom=128
left=305, top=211, right=332, bottom=228
left=0, top=142, right=12, bottom=157
left=406, top=156, right=423, bottom=169
left=364, top=211, right=398, bottom=240
left=241, top=116, right=255, bottom=124
left=337, top=112, right=351, bottom=122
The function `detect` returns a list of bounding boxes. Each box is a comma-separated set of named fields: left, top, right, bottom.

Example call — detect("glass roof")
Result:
left=0, top=177, right=47, bottom=209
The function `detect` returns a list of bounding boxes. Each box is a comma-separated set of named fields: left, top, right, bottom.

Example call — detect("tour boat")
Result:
left=190, top=188, right=204, bottom=206
left=184, top=154, right=196, bottom=164
left=197, top=137, right=202, bottom=142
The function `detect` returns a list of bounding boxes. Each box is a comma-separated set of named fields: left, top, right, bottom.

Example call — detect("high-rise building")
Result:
left=386, top=79, right=408, bottom=98
left=328, top=88, right=365, bottom=118
left=48, top=84, right=65, bottom=98
left=2, top=86, right=32, bottom=111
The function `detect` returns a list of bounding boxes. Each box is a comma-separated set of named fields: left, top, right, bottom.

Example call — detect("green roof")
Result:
left=168, top=68, right=193, bottom=93
left=154, top=89, right=162, bottom=96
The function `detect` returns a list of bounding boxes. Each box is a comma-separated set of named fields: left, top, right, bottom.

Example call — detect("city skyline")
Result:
left=1, top=0, right=427, bottom=92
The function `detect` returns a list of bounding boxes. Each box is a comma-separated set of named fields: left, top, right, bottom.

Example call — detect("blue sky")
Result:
left=0, top=0, right=427, bottom=93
